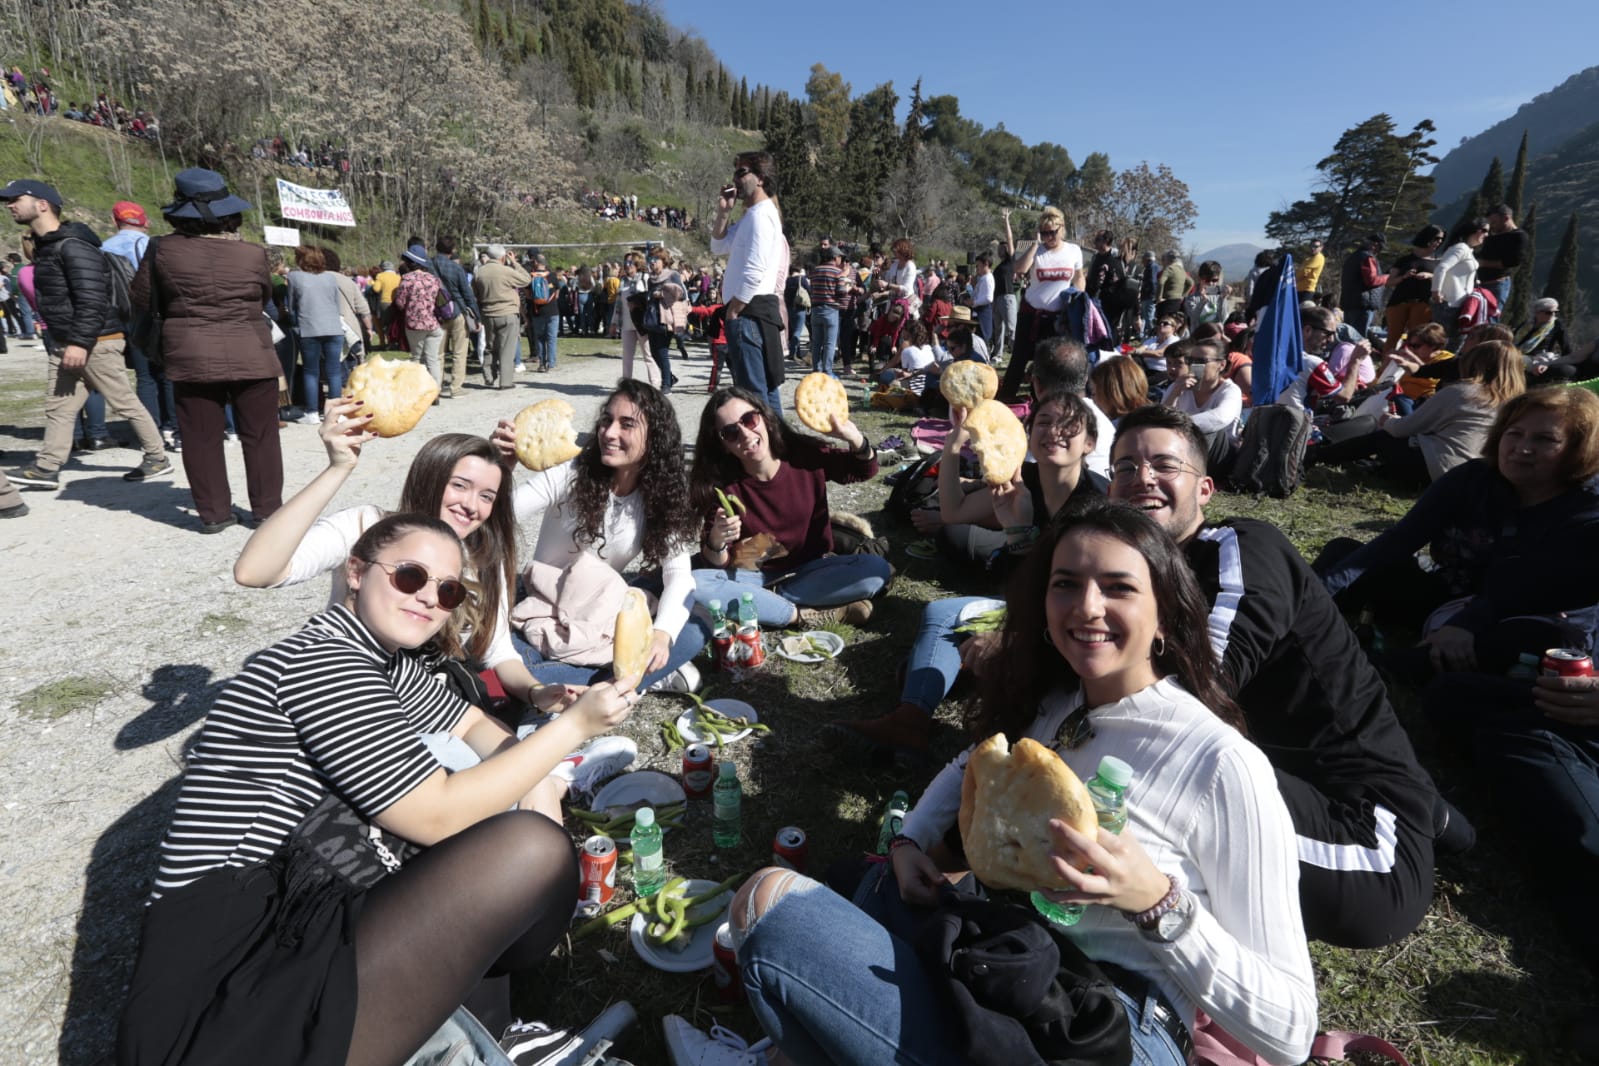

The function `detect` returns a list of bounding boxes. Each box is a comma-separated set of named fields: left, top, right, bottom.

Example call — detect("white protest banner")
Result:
left=275, top=178, right=357, bottom=227
left=263, top=225, right=301, bottom=247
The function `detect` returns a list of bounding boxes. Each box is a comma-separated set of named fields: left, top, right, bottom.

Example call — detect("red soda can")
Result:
left=1541, top=648, right=1595, bottom=678
left=579, top=835, right=618, bottom=905
left=772, top=826, right=808, bottom=873
left=738, top=623, right=766, bottom=668
left=683, top=742, right=714, bottom=798
left=713, top=630, right=735, bottom=672
left=712, top=921, right=744, bottom=1001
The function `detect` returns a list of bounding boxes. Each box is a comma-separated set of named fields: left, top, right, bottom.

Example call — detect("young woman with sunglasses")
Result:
left=724, top=501, right=1315, bottom=1065
left=998, top=205, right=1084, bottom=399
left=120, top=513, right=638, bottom=1066
left=687, top=386, right=892, bottom=628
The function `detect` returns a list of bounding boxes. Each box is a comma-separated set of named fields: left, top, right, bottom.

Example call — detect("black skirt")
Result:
left=115, top=843, right=361, bottom=1066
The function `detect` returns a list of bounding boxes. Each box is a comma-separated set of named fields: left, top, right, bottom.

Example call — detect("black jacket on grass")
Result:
left=32, top=221, right=120, bottom=352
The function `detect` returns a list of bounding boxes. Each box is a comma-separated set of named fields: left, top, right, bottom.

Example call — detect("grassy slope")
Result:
left=524, top=383, right=1597, bottom=1066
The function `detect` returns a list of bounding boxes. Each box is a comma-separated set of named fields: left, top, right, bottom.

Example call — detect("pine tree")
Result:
left=1479, top=157, right=1505, bottom=212
left=1544, top=212, right=1580, bottom=322
left=737, top=77, right=750, bottom=128
left=1507, top=131, right=1529, bottom=215
left=902, top=77, right=925, bottom=161
left=1454, top=192, right=1486, bottom=237
left=1504, top=202, right=1537, bottom=330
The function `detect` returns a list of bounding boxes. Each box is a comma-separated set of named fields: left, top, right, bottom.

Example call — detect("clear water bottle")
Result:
left=631, top=806, right=666, bottom=897
left=876, top=789, right=910, bottom=854
left=1032, top=755, right=1134, bottom=927
left=712, top=761, right=742, bottom=848
left=1508, top=652, right=1541, bottom=680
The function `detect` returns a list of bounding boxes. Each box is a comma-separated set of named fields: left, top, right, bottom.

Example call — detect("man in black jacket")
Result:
left=2, top=179, right=169, bottom=489
left=1108, top=404, right=1458, bottom=949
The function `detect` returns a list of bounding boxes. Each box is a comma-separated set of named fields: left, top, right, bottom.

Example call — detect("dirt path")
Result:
left=0, top=337, right=763, bottom=1064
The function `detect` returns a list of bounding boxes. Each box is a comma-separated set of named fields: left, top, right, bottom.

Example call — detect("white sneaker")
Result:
left=553, top=735, right=638, bottom=803
left=647, top=661, right=701, bottom=694
left=662, top=1016, right=772, bottom=1066
left=296, top=410, right=322, bottom=425
left=501, top=1001, right=638, bottom=1066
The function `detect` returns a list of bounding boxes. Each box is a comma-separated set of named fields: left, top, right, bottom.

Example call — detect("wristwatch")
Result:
left=1138, top=889, right=1196, bottom=943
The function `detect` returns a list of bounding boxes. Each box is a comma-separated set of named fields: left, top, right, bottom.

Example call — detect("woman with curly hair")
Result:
left=497, top=379, right=708, bottom=691
left=688, top=385, right=891, bottom=628
left=715, top=500, right=1316, bottom=1066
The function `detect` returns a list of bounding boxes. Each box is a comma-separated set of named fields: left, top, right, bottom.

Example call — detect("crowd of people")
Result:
left=2, top=66, right=161, bottom=140
left=4, top=149, right=1599, bottom=1066
left=581, top=190, right=693, bottom=230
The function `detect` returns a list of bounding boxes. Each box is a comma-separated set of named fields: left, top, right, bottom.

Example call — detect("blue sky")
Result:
left=659, top=0, right=1594, bottom=252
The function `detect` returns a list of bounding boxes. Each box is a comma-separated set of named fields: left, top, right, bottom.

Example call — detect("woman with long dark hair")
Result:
left=703, top=500, right=1316, bottom=1066
left=688, top=385, right=891, bottom=627
left=120, top=513, right=637, bottom=1066
left=498, top=379, right=708, bottom=691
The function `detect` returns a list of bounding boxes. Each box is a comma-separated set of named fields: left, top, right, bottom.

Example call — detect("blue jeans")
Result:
left=6, top=296, right=35, bottom=337
left=902, top=596, right=1001, bottom=715
left=577, top=291, right=594, bottom=334
left=535, top=313, right=559, bottom=368
left=693, top=555, right=893, bottom=626
left=974, top=304, right=993, bottom=343
left=809, top=305, right=839, bottom=376
left=1485, top=276, right=1512, bottom=321
left=298, top=334, right=346, bottom=411
left=129, top=342, right=177, bottom=432
left=79, top=391, right=107, bottom=440
left=788, top=306, right=808, bottom=360
left=648, top=331, right=676, bottom=392
left=725, top=314, right=781, bottom=412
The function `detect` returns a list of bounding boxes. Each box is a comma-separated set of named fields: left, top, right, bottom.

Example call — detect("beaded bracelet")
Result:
left=887, top=834, right=920, bottom=854
left=1124, top=873, right=1181, bottom=928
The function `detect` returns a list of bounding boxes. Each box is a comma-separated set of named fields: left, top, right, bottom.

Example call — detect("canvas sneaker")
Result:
left=12, top=465, right=60, bottom=490
left=123, top=456, right=174, bottom=482
left=552, top=735, right=638, bottom=804
left=646, top=661, right=701, bottom=694
left=662, top=1016, right=772, bottom=1066
left=795, top=599, right=873, bottom=627
left=500, top=1001, right=637, bottom=1066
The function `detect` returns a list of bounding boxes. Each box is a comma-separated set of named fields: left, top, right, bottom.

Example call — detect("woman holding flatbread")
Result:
left=687, top=385, right=892, bottom=629
left=120, top=512, right=638, bottom=1066
left=714, top=500, right=1315, bottom=1066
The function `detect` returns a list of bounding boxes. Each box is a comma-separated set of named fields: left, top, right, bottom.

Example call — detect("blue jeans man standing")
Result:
left=809, top=305, right=838, bottom=377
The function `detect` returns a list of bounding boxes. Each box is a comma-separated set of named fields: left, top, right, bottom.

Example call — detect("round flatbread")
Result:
left=612, top=588, right=654, bottom=690
left=793, top=372, right=849, bottom=434
left=341, top=356, right=440, bottom=437
left=964, top=400, right=1028, bottom=486
left=513, top=399, right=582, bottom=471
left=959, top=734, right=1098, bottom=893
left=940, top=361, right=999, bottom=409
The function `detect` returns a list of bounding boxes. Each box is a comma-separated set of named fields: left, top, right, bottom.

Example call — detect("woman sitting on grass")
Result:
left=1319, top=387, right=1599, bottom=679
left=689, top=385, right=891, bottom=628
left=719, top=500, right=1316, bottom=1066
left=120, top=513, right=637, bottom=1066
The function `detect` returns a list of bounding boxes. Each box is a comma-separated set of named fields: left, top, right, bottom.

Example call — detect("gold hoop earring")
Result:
left=1153, top=636, right=1166, bottom=658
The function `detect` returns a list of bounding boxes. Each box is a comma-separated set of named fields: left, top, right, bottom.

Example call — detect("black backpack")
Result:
left=102, top=249, right=137, bottom=326
left=1230, top=404, right=1311, bottom=497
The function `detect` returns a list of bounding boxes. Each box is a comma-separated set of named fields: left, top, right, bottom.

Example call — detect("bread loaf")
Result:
left=959, top=734, right=1097, bottom=892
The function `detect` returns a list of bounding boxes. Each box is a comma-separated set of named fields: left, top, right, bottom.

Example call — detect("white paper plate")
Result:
left=773, top=630, right=845, bottom=663
left=956, top=598, right=1007, bottom=624
left=628, top=878, right=733, bottom=972
left=675, top=699, right=758, bottom=745
left=589, top=770, right=686, bottom=812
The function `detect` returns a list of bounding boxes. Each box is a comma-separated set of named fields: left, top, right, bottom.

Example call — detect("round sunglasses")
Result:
left=718, top=409, right=762, bottom=442
left=367, top=560, right=468, bottom=609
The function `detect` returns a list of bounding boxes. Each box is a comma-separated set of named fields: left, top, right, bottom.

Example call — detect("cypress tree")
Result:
left=1479, top=156, right=1505, bottom=210
left=1507, top=131, right=1529, bottom=215
left=1543, top=212, right=1580, bottom=322
left=1505, top=202, right=1536, bottom=330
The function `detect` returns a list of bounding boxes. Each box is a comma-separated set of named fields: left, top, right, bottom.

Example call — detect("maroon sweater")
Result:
left=722, top=438, right=877, bottom=572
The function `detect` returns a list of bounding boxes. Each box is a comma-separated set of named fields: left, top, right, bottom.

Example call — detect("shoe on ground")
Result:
left=553, top=735, right=638, bottom=804
left=0, top=501, right=29, bottom=518
left=296, top=410, right=322, bottom=425
left=13, top=465, right=61, bottom=490
left=199, top=515, right=240, bottom=535
left=224, top=430, right=240, bottom=443
left=123, top=456, right=174, bottom=482
left=826, top=702, right=933, bottom=762
left=441, top=385, right=455, bottom=399
left=72, top=436, right=119, bottom=452
left=795, top=600, right=873, bottom=628
left=662, top=1015, right=772, bottom=1066
left=646, top=660, right=701, bottom=694
left=501, top=1000, right=638, bottom=1066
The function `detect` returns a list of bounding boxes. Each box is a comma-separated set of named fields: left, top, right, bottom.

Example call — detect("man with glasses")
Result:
left=710, top=151, right=786, bottom=411
left=1107, top=404, right=1458, bottom=950
left=1296, top=238, right=1326, bottom=304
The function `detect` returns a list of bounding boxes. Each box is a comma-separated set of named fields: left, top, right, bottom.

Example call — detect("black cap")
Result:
left=0, top=179, right=62, bottom=208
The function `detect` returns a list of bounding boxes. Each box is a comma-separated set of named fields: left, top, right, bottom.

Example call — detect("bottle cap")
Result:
left=1096, top=755, right=1133, bottom=789
left=710, top=599, right=722, bottom=614
left=635, top=807, right=656, bottom=827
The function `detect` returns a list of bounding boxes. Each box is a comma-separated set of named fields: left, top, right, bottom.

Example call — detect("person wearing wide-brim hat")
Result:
left=132, top=167, right=285, bottom=533
left=939, top=304, right=991, bottom=362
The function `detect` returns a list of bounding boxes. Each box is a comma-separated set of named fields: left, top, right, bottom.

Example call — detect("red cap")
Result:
left=112, top=201, right=148, bottom=227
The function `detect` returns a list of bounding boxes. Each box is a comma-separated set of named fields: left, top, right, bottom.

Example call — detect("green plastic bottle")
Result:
left=1032, top=755, right=1134, bottom=927
left=631, top=806, right=666, bottom=897
left=712, top=761, right=742, bottom=848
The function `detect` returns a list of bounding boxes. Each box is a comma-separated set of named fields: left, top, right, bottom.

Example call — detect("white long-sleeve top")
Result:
left=1163, top=379, right=1244, bottom=442
left=903, top=678, right=1317, bottom=1064
left=1432, top=241, right=1478, bottom=307
left=710, top=198, right=783, bottom=306
left=275, top=503, right=519, bottom=670
left=512, top=461, right=695, bottom=639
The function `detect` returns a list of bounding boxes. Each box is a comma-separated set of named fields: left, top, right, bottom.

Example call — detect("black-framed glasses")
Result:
left=1039, top=228, right=1060, bottom=237
left=718, top=409, right=762, bottom=442
left=1110, top=456, right=1201, bottom=481
left=732, top=167, right=752, bottom=180
left=368, top=560, right=468, bottom=609
left=1183, top=356, right=1219, bottom=366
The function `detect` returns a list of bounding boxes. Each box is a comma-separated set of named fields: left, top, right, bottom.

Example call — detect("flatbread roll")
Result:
left=940, top=361, right=999, bottom=409
left=793, top=372, right=849, bottom=434
left=513, top=398, right=582, bottom=471
left=959, top=734, right=1097, bottom=893
left=964, top=400, right=1028, bottom=486
left=612, top=588, right=653, bottom=689
left=342, top=356, right=440, bottom=437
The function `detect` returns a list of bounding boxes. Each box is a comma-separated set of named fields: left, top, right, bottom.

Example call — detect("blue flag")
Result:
left=1253, top=253, right=1304, bottom=408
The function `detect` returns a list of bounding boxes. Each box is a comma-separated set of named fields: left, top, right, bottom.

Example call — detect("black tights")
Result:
left=346, top=810, right=577, bottom=1066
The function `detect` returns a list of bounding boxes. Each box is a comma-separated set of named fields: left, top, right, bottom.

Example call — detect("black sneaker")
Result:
left=0, top=501, right=28, bottom=518
left=199, top=515, right=240, bottom=535
left=13, top=465, right=60, bottom=490
left=123, top=456, right=174, bottom=482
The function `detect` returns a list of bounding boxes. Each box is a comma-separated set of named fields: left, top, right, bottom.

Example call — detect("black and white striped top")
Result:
left=151, top=606, right=469, bottom=899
